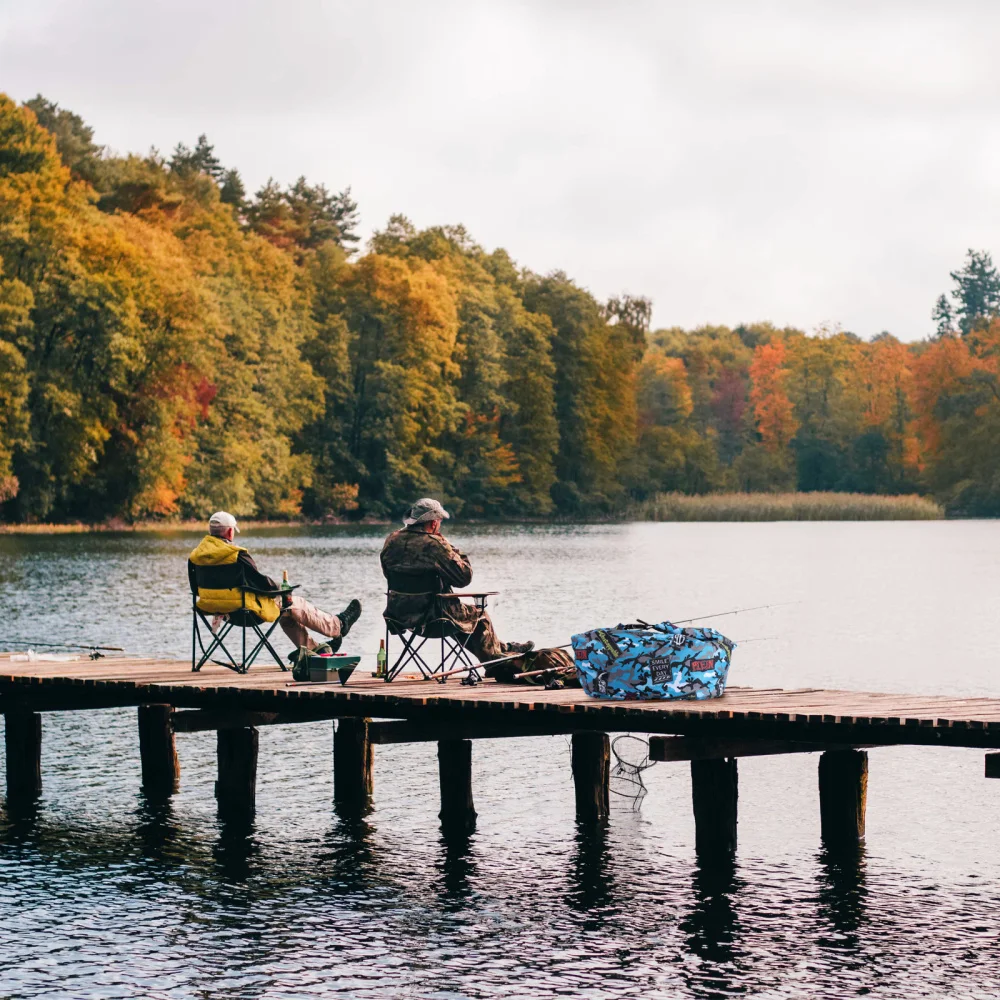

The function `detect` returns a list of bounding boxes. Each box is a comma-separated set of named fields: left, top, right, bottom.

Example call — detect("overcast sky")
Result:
left=2, top=0, right=998, bottom=339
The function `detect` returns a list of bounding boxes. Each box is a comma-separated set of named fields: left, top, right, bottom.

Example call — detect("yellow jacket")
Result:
left=187, top=535, right=280, bottom=622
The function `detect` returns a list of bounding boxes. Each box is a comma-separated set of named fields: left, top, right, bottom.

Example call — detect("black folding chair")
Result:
left=383, top=575, right=497, bottom=682
left=190, top=562, right=298, bottom=674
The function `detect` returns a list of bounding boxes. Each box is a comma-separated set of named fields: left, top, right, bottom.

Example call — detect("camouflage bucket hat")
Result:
left=403, top=498, right=451, bottom=526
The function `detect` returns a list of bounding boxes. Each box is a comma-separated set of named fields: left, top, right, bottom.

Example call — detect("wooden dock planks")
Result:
left=1, top=654, right=1000, bottom=747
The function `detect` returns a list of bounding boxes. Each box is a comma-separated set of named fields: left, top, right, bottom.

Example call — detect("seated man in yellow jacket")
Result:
left=188, top=511, right=361, bottom=651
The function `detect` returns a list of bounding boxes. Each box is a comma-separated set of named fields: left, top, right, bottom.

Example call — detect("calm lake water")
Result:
left=1, top=521, right=1000, bottom=999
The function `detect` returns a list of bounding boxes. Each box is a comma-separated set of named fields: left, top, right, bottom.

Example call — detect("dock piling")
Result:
left=818, top=749, right=868, bottom=848
left=438, top=739, right=477, bottom=833
left=571, top=732, right=610, bottom=823
left=334, top=718, right=373, bottom=817
left=138, top=704, right=179, bottom=799
left=691, top=757, right=738, bottom=855
left=215, top=727, right=258, bottom=821
left=4, top=710, right=42, bottom=804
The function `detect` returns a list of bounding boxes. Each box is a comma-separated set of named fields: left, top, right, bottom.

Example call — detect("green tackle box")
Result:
left=307, top=654, right=362, bottom=686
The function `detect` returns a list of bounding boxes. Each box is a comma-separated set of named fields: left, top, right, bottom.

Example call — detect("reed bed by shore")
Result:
left=633, top=491, right=943, bottom=521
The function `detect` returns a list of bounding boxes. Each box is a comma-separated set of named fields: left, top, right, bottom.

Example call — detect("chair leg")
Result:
left=245, top=620, right=285, bottom=671
left=195, top=615, right=240, bottom=672
left=386, top=631, right=435, bottom=681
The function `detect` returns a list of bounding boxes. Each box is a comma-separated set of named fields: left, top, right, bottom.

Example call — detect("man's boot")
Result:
left=337, top=599, right=362, bottom=637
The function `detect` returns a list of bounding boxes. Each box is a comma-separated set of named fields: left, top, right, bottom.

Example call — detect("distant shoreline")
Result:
left=0, top=492, right=947, bottom=534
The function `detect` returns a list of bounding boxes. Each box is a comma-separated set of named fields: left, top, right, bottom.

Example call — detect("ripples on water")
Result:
left=2, top=523, right=1000, bottom=998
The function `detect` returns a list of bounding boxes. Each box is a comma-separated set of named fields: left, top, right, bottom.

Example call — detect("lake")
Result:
left=1, top=521, right=999, bottom=998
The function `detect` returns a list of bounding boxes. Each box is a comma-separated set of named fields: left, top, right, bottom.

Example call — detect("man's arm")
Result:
left=237, top=550, right=279, bottom=592
left=432, top=536, right=473, bottom=589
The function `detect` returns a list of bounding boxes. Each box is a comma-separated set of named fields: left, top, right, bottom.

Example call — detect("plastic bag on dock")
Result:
left=570, top=621, right=734, bottom=701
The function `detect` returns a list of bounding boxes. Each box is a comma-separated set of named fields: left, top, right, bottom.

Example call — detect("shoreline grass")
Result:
left=633, top=491, right=944, bottom=521
left=0, top=492, right=946, bottom=533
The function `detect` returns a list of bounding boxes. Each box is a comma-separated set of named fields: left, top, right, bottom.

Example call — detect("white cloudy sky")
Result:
left=2, top=0, right=998, bottom=339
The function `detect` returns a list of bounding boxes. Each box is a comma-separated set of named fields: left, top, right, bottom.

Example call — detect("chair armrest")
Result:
left=245, top=583, right=301, bottom=597
left=438, top=592, right=499, bottom=598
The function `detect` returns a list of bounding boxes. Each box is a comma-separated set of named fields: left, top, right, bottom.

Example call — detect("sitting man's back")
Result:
left=380, top=498, right=532, bottom=663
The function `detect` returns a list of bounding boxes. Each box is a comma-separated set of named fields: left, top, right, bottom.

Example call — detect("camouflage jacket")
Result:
left=380, top=527, right=483, bottom=633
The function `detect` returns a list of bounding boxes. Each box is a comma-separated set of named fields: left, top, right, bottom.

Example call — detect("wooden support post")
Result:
left=691, top=757, right=738, bottom=855
left=818, top=749, right=868, bottom=847
left=5, top=711, right=42, bottom=804
left=571, top=732, right=610, bottom=823
left=215, top=727, right=258, bottom=821
left=438, top=739, right=476, bottom=833
left=138, top=705, right=179, bottom=799
left=334, top=718, right=373, bottom=816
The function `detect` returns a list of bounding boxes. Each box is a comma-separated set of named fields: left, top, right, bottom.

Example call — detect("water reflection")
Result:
left=213, top=823, right=263, bottom=883
left=816, top=845, right=869, bottom=946
left=435, top=828, right=478, bottom=906
left=319, top=816, right=384, bottom=895
left=567, top=820, right=616, bottom=923
left=134, top=794, right=181, bottom=860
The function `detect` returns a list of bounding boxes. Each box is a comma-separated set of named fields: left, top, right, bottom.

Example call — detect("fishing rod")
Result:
left=3, top=638, right=124, bottom=652
left=3, top=638, right=124, bottom=660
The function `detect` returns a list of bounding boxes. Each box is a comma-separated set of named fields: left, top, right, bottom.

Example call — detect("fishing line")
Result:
left=671, top=601, right=800, bottom=625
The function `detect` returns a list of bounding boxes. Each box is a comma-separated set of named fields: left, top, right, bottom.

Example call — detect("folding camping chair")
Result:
left=189, top=563, right=298, bottom=674
left=382, top=571, right=497, bottom=683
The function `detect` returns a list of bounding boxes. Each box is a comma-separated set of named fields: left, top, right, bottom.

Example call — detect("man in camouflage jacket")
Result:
left=380, top=498, right=534, bottom=663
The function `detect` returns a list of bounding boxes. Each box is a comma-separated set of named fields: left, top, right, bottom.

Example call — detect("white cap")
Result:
left=209, top=511, right=240, bottom=535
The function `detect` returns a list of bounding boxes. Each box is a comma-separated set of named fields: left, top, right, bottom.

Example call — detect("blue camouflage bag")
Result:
left=570, top=621, right=735, bottom=701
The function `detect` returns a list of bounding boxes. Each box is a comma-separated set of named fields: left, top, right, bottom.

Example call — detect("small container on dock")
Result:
left=308, top=654, right=362, bottom=686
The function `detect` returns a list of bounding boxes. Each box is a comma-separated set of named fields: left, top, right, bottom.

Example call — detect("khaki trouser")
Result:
left=460, top=614, right=504, bottom=661
left=279, top=594, right=342, bottom=649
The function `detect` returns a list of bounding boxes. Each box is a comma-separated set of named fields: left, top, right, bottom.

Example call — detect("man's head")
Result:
left=208, top=510, right=239, bottom=543
left=403, top=498, right=450, bottom=532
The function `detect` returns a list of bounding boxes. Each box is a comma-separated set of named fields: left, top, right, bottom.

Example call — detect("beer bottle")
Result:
left=376, top=639, right=387, bottom=678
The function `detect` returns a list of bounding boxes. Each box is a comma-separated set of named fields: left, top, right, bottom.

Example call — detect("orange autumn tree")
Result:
left=732, top=339, right=799, bottom=490
left=749, top=340, right=798, bottom=451
left=909, top=322, right=1000, bottom=512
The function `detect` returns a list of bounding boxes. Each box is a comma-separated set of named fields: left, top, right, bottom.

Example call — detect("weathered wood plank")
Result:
left=5, top=657, right=1000, bottom=751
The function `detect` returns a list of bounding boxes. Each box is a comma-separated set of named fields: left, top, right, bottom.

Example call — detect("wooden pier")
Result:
left=3, top=653, right=1000, bottom=854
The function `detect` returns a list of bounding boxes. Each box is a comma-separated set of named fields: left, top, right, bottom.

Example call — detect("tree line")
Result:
left=2, top=92, right=1000, bottom=522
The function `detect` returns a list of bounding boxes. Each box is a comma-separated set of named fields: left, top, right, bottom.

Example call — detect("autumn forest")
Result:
left=2, top=92, right=999, bottom=523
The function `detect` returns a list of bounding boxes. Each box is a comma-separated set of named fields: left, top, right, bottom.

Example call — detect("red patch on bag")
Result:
left=575, top=648, right=590, bottom=659
left=690, top=658, right=715, bottom=671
